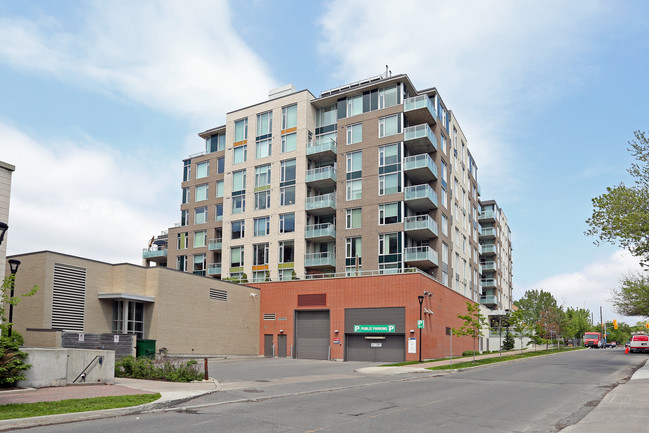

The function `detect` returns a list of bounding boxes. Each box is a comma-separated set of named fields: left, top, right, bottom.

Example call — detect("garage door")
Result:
left=346, top=334, right=405, bottom=362
left=295, top=310, right=330, bottom=360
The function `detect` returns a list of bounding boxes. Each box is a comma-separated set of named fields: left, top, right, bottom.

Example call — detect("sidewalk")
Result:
left=0, top=377, right=219, bottom=431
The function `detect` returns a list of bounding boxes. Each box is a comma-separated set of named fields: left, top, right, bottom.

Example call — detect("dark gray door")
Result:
left=264, top=334, right=274, bottom=357
left=346, top=334, right=405, bottom=362
left=295, top=310, right=330, bottom=360
left=277, top=334, right=287, bottom=357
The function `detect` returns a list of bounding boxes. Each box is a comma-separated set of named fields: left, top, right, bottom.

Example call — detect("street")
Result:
left=21, top=349, right=647, bottom=433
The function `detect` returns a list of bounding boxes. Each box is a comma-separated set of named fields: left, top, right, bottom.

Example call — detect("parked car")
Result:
left=605, top=341, right=617, bottom=348
left=629, top=334, right=649, bottom=353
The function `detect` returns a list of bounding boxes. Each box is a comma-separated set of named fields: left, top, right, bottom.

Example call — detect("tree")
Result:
left=610, top=272, right=649, bottom=317
left=586, top=131, right=649, bottom=265
left=509, top=309, right=533, bottom=354
left=514, top=289, right=559, bottom=327
left=453, top=302, right=486, bottom=364
left=502, top=330, right=515, bottom=351
left=562, top=307, right=592, bottom=341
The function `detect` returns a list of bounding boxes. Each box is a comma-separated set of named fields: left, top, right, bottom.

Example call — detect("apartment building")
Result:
left=145, top=72, right=512, bottom=311
left=478, top=200, right=513, bottom=310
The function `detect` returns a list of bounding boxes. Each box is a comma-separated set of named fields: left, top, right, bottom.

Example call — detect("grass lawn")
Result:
left=427, top=347, right=583, bottom=370
left=0, top=393, right=161, bottom=420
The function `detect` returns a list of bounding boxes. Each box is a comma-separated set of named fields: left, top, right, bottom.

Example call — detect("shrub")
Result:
left=115, top=356, right=203, bottom=382
left=462, top=350, right=479, bottom=357
left=0, top=332, right=31, bottom=387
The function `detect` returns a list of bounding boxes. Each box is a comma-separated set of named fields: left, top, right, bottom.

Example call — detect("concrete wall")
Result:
left=19, top=348, right=115, bottom=388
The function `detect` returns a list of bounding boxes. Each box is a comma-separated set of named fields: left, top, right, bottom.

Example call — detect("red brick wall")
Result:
left=250, top=273, right=477, bottom=361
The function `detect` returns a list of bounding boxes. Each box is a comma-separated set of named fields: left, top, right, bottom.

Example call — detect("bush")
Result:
left=0, top=332, right=31, bottom=387
left=502, top=331, right=515, bottom=351
left=115, top=356, right=203, bottom=382
left=462, top=350, right=479, bottom=357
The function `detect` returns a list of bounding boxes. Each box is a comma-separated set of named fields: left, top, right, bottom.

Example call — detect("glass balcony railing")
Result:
left=207, top=263, right=222, bottom=275
left=480, top=295, right=497, bottom=305
left=481, top=244, right=497, bottom=254
left=480, top=278, right=497, bottom=288
left=404, top=95, right=437, bottom=120
left=304, top=252, right=336, bottom=267
left=480, top=261, right=497, bottom=271
left=208, top=238, right=222, bottom=251
left=306, top=193, right=336, bottom=211
left=480, top=227, right=497, bottom=237
left=479, top=210, right=496, bottom=220
left=142, top=248, right=167, bottom=259
left=306, top=166, right=336, bottom=183
left=305, top=223, right=336, bottom=239
left=306, top=138, right=337, bottom=156
left=404, top=246, right=439, bottom=266
left=404, top=124, right=437, bottom=150
left=405, top=184, right=438, bottom=209
left=404, top=154, right=438, bottom=178
left=404, top=215, right=439, bottom=237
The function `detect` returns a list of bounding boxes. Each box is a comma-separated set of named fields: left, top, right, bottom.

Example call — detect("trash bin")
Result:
left=136, top=339, right=156, bottom=358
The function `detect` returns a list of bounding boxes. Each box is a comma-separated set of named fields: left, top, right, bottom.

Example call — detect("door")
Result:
left=295, top=310, right=330, bottom=360
left=264, top=334, right=274, bottom=357
left=277, top=334, right=287, bottom=358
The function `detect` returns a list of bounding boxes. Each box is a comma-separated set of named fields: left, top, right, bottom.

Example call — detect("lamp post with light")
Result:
left=7, top=259, right=20, bottom=337
left=418, top=295, right=424, bottom=362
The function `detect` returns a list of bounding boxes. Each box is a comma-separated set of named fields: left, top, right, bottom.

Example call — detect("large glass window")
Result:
left=347, top=123, right=362, bottom=144
left=255, top=190, right=270, bottom=210
left=253, top=243, right=269, bottom=266
left=232, top=170, right=246, bottom=192
left=233, top=145, right=247, bottom=164
left=346, top=237, right=362, bottom=259
left=181, top=209, right=189, bottom=226
left=379, top=173, right=400, bottom=195
left=183, top=160, right=190, bottom=181
left=231, top=220, right=245, bottom=239
left=112, top=301, right=144, bottom=338
left=346, top=95, right=362, bottom=117
left=257, top=111, right=272, bottom=137
left=176, top=255, right=187, bottom=272
left=256, top=138, right=272, bottom=159
left=182, top=187, right=190, bottom=204
left=379, top=233, right=400, bottom=255
left=195, top=184, right=208, bottom=201
left=280, top=186, right=295, bottom=206
left=379, top=143, right=400, bottom=166
left=346, top=208, right=362, bottom=229
left=379, top=114, right=401, bottom=137
left=232, top=195, right=245, bottom=214
left=379, top=84, right=399, bottom=109
left=282, top=104, right=297, bottom=130
left=234, top=118, right=248, bottom=142
left=230, top=246, right=244, bottom=267
left=196, top=161, right=209, bottom=179
left=279, top=213, right=295, bottom=233
left=346, top=179, right=362, bottom=200
left=207, top=133, right=225, bottom=153
left=217, top=157, right=225, bottom=174
left=194, top=206, right=207, bottom=224
left=378, top=203, right=400, bottom=224
left=279, top=240, right=294, bottom=263
left=346, top=151, right=362, bottom=174
left=281, top=159, right=296, bottom=183
left=215, top=203, right=223, bottom=221
left=316, top=104, right=337, bottom=128
left=281, top=133, right=296, bottom=153
left=254, top=216, right=270, bottom=237
left=216, top=180, right=224, bottom=198
left=177, top=232, right=188, bottom=250
left=255, top=164, right=271, bottom=187
left=194, top=230, right=207, bottom=248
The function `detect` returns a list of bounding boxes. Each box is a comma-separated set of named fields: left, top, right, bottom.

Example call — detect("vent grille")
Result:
left=263, top=313, right=276, bottom=320
left=297, top=293, right=326, bottom=307
left=52, top=263, right=86, bottom=331
left=209, top=288, right=228, bottom=301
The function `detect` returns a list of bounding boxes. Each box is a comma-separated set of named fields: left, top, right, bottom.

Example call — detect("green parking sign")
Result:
left=353, top=325, right=396, bottom=333
left=417, top=320, right=424, bottom=329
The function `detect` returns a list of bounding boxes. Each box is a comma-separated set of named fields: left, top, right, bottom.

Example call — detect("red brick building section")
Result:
left=250, top=273, right=477, bottom=362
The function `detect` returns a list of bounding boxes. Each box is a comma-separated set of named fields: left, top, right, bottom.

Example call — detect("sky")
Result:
left=1, top=0, right=648, bottom=326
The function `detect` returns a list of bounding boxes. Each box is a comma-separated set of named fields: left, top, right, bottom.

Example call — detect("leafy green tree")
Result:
left=563, top=307, right=592, bottom=341
left=509, top=309, right=532, bottom=354
left=586, top=131, right=649, bottom=266
left=453, top=302, right=487, bottom=364
left=514, top=289, right=559, bottom=327
left=610, top=273, right=649, bottom=317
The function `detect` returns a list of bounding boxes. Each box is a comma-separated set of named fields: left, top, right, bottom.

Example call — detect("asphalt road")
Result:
left=21, top=348, right=647, bottom=433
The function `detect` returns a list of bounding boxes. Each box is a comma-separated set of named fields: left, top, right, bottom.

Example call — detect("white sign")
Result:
left=370, top=342, right=382, bottom=348
left=78, top=333, right=84, bottom=342
left=408, top=337, right=417, bottom=353
left=114, top=335, right=120, bottom=343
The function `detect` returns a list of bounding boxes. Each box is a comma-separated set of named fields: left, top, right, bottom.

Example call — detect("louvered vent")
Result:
left=52, top=263, right=86, bottom=331
left=209, top=288, right=228, bottom=301
left=263, top=313, right=276, bottom=320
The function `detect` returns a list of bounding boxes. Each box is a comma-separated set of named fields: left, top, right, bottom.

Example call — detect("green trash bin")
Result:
left=136, top=339, right=156, bottom=359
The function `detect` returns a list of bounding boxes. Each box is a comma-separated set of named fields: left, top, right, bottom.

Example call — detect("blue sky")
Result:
left=1, top=0, right=648, bottom=324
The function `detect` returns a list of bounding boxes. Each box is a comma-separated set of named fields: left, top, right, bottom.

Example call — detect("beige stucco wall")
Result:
left=7, top=251, right=260, bottom=355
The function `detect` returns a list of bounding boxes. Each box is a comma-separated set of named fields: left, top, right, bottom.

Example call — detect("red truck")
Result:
left=584, top=332, right=604, bottom=348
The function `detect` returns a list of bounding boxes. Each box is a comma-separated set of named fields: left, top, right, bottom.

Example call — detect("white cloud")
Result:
left=0, top=121, right=178, bottom=264
left=0, top=0, right=277, bottom=125
left=526, top=250, right=644, bottom=324
left=318, top=0, right=609, bottom=199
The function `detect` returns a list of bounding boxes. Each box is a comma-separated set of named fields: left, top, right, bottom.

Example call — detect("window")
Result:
left=176, top=255, right=187, bottom=272
left=255, top=164, right=271, bottom=187
left=279, top=269, right=294, bottom=281
left=206, top=133, right=225, bottom=153
left=194, top=207, right=207, bottom=224
left=346, top=208, right=362, bottom=229
left=193, top=254, right=206, bottom=275
left=279, top=240, right=294, bottom=263
left=232, top=195, right=245, bottom=214
left=346, top=95, right=362, bottom=117
left=217, top=157, right=225, bottom=174
left=177, top=232, right=188, bottom=250
left=346, top=179, right=362, bottom=200
left=346, top=237, right=362, bottom=259
left=253, top=243, right=269, bottom=266
left=232, top=170, right=246, bottom=192
left=231, top=220, right=245, bottom=239
left=378, top=114, right=401, bottom=137
left=281, top=159, right=296, bottom=183
left=256, top=138, right=272, bottom=159
left=196, top=161, right=209, bottom=179
left=183, top=160, right=190, bottom=181
left=181, top=209, right=189, bottom=226
left=440, top=160, right=447, bottom=184
left=215, top=203, right=223, bottom=221
left=233, top=145, right=247, bottom=164
left=230, top=246, right=244, bottom=267
left=378, top=203, right=400, bottom=224
left=182, top=187, right=190, bottom=204
left=441, top=187, right=447, bottom=208
left=282, top=133, right=297, bottom=153
left=112, top=301, right=144, bottom=338
left=379, top=143, right=399, bottom=166
left=346, top=123, right=362, bottom=144
left=441, top=242, right=449, bottom=265
left=279, top=186, right=295, bottom=206
left=379, top=84, right=398, bottom=109
left=346, top=150, right=362, bottom=174
left=234, top=118, right=248, bottom=142
left=194, top=230, right=207, bottom=248
left=316, top=104, right=337, bottom=128
left=379, top=173, right=400, bottom=195
left=195, top=184, right=208, bottom=201
left=441, top=214, right=449, bottom=236
left=279, top=213, right=295, bottom=233
left=254, top=216, right=270, bottom=236
left=257, top=111, right=272, bottom=137
left=378, top=233, right=400, bottom=255
left=282, top=104, right=297, bottom=130
left=255, top=190, right=270, bottom=210
left=216, top=180, right=224, bottom=198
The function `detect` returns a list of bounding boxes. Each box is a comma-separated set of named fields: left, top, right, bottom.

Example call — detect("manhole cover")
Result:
left=255, top=380, right=270, bottom=383
left=243, top=389, right=264, bottom=393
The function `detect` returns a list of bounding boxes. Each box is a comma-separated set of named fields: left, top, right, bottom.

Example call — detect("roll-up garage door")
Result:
left=346, top=334, right=405, bottom=362
left=345, top=307, right=405, bottom=362
left=295, top=310, right=330, bottom=360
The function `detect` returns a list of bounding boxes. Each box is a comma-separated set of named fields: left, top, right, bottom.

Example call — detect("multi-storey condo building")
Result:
left=478, top=200, right=513, bottom=310
left=144, top=72, right=512, bottom=310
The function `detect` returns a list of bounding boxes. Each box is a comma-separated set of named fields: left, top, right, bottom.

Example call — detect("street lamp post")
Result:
left=0, top=222, right=7, bottom=245
left=7, top=259, right=20, bottom=337
left=418, top=295, right=424, bottom=362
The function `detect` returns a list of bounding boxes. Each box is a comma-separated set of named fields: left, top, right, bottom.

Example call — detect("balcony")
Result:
left=480, top=261, right=498, bottom=272
left=306, top=166, right=337, bottom=189
left=404, top=215, right=438, bottom=240
left=481, top=244, right=497, bottom=255
left=479, top=210, right=496, bottom=223
left=306, top=193, right=336, bottom=215
left=480, top=278, right=497, bottom=289
left=479, top=227, right=497, bottom=239
left=142, top=247, right=167, bottom=261
left=207, top=263, right=222, bottom=276
left=306, top=138, right=337, bottom=161
left=480, top=295, right=497, bottom=306
left=404, top=124, right=437, bottom=154
left=404, top=154, right=438, bottom=183
left=305, top=223, right=336, bottom=242
left=405, top=184, right=438, bottom=211
left=404, top=95, right=437, bottom=126
left=304, top=252, right=336, bottom=269
left=404, top=246, right=439, bottom=268
left=208, top=238, right=222, bottom=251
